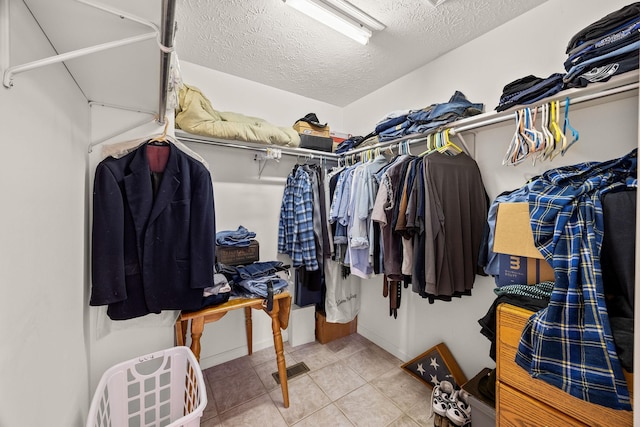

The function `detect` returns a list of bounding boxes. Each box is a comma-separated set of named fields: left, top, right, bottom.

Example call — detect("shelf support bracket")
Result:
left=3, top=0, right=160, bottom=88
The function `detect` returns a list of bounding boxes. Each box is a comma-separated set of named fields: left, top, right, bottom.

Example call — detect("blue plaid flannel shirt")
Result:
left=278, top=167, right=319, bottom=270
left=516, top=149, right=637, bottom=410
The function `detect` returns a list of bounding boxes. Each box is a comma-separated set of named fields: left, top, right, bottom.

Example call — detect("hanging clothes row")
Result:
left=277, top=162, right=330, bottom=308
left=327, top=130, right=489, bottom=317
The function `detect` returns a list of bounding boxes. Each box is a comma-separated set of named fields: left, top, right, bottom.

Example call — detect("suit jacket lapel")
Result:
left=148, top=143, right=181, bottom=226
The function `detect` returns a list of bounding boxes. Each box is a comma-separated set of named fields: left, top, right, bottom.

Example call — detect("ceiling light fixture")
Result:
left=284, top=0, right=384, bottom=45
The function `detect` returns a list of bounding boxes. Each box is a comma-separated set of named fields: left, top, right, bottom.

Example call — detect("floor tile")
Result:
left=212, top=368, right=267, bottom=413
left=404, top=400, right=435, bottom=426
left=205, top=355, right=254, bottom=383
left=200, top=415, right=222, bottom=426
left=308, top=360, right=367, bottom=401
left=201, top=375, right=219, bottom=421
left=201, top=333, right=441, bottom=427
left=291, top=404, right=354, bottom=426
left=270, top=374, right=332, bottom=425
left=341, top=346, right=399, bottom=382
left=386, top=414, right=423, bottom=427
left=218, top=394, right=288, bottom=427
left=370, top=369, right=430, bottom=412
left=253, top=358, right=287, bottom=391
left=335, top=384, right=403, bottom=427
left=248, top=346, right=281, bottom=367
left=288, top=341, right=339, bottom=372
left=325, top=334, right=369, bottom=359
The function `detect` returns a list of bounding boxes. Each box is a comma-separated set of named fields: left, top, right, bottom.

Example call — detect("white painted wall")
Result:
left=0, top=2, right=89, bottom=426
left=342, top=0, right=638, bottom=380
left=177, top=62, right=344, bottom=368
left=2, top=1, right=637, bottom=425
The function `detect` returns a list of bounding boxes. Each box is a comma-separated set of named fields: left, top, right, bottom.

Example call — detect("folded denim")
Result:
left=375, top=114, right=411, bottom=134
left=498, top=84, right=565, bottom=112
left=217, top=260, right=289, bottom=283
left=378, top=122, right=412, bottom=142
left=567, top=50, right=640, bottom=88
left=498, top=73, right=564, bottom=104
left=496, top=73, right=565, bottom=112
left=200, top=292, right=230, bottom=308
left=215, top=225, right=256, bottom=247
left=335, top=136, right=364, bottom=154
left=565, top=2, right=640, bottom=53
left=564, top=40, right=640, bottom=83
left=425, top=91, right=484, bottom=120
left=237, top=275, right=289, bottom=298
left=565, top=20, right=640, bottom=70
left=500, top=75, right=545, bottom=97
left=235, top=261, right=288, bottom=281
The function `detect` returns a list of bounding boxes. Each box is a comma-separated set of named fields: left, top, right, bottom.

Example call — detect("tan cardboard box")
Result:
left=493, top=202, right=554, bottom=285
left=294, top=121, right=330, bottom=138
left=315, top=311, right=357, bottom=344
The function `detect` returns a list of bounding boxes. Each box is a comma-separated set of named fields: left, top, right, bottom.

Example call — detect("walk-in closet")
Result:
left=1, top=1, right=638, bottom=426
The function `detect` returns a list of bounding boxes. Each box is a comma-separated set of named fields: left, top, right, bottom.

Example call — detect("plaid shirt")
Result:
left=278, top=167, right=319, bottom=270
left=516, top=149, right=637, bottom=410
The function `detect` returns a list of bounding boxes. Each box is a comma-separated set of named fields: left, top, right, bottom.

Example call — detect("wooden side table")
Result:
left=175, top=292, right=292, bottom=408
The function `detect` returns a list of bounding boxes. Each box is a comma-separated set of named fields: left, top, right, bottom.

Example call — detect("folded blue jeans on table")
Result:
left=237, top=275, right=289, bottom=298
left=217, top=260, right=289, bottom=283
left=216, top=225, right=256, bottom=247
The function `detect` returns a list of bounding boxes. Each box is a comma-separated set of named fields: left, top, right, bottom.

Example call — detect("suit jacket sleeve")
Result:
left=90, top=163, right=127, bottom=305
left=190, top=166, right=215, bottom=289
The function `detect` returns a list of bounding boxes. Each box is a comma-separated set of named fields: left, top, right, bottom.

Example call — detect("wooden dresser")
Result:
left=496, top=303, right=633, bottom=426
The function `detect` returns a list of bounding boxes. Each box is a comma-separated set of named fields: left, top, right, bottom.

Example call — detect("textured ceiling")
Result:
left=175, top=0, right=548, bottom=106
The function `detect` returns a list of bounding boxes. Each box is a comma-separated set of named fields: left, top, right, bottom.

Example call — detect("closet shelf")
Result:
left=176, top=72, right=638, bottom=160
left=344, top=72, right=639, bottom=157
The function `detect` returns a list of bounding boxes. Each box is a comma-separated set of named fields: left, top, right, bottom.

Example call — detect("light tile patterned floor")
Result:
left=199, top=333, right=436, bottom=426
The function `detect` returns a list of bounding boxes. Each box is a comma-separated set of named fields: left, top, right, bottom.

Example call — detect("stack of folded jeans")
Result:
left=377, top=91, right=483, bottom=142
left=563, top=2, right=640, bottom=88
left=496, top=73, right=566, bottom=112
left=334, top=131, right=377, bottom=155
left=374, top=110, right=412, bottom=141
left=217, top=261, right=290, bottom=299
left=215, top=225, right=256, bottom=247
left=335, top=135, right=366, bottom=154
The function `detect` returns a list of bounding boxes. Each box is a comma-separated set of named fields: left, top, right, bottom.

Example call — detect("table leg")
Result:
left=244, top=307, right=253, bottom=355
left=174, top=318, right=186, bottom=347
left=267, top=300, right=289, bottom=408
left=190, top=316, right=205, bottom=362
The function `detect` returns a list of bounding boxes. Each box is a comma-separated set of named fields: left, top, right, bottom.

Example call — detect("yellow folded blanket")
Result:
left=175, top=84, right=300, bottom=147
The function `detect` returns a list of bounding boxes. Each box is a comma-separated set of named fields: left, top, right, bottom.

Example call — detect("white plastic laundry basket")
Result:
left=86, top=346, right=207, bottom=427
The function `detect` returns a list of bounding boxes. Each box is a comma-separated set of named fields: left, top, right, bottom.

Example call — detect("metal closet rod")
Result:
left=343, top=79, right=640, bottom=157
left=176, top=132, right=339, bottom=161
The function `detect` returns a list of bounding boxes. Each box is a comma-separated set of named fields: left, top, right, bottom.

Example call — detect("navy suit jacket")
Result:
left=91, top=143, right=215, bottom=320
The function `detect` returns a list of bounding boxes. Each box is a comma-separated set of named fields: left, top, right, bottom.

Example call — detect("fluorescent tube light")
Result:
left=284, top=0, right=377, bottom=45
left=322, top=0, right=385, bottom=31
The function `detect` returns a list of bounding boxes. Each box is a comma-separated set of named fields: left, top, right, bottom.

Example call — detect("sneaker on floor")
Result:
left=446, top=389, right=471, bottom=426
left=431, top=380, right=455, bottom=417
